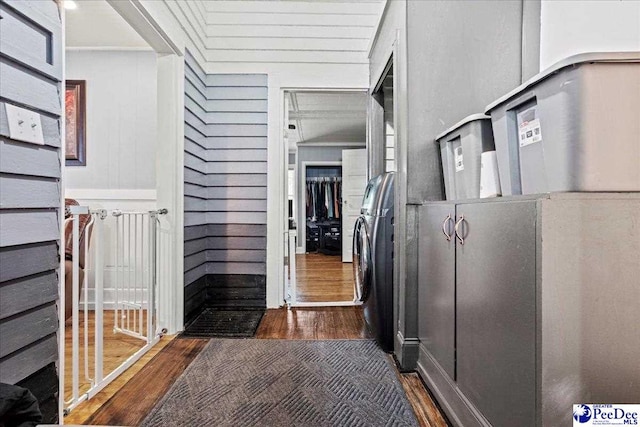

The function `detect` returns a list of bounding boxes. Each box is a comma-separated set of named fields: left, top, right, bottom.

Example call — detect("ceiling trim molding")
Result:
left=65, top=46, right=155, bottom=52
left=289, top=110, right=366, bottom=120
left=296, top=141, right=366, bottom=147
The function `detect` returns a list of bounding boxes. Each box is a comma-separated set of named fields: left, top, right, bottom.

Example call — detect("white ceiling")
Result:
left=287, top=91, right=367, bottom=150
left=65, top=0, right=149, bottom=49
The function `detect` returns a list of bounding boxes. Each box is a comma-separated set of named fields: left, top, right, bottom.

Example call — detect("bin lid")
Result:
left=435, top=113, right=491, bottom=142
left=485, top=51, right=640, bottom=113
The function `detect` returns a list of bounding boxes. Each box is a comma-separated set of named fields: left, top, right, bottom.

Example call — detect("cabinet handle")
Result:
left=441, top=214, right=453, bottom=241
left=455, top=215, right=465, bottom=245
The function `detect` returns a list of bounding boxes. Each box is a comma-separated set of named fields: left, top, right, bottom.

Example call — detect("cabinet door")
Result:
left=418, top=203, right=456, bottom=379
left=456, top=201, right=536, bottom=427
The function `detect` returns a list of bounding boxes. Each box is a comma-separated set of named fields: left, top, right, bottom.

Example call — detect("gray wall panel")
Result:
left=0, top=3, right=53, bottom=77
left=0, top=103, right=61, bottom=148
left=208, top=87, right=268, bottom=100
left=0, top=139, right=61, bottom=178
left=0, top=58, right=60, bottom=115
left=206, top=262, right=266, bottom=275
left=0, top=303, right=57, bottom=358
left=184, top=52, right=267, bottom=309
left=206, top=124, right=267, bottom=137
left=184, top=224, right=267, bottom=240
left=184, top=197, right=267, bottom=212
left=204, top=99, right=268, bottom=113
left=205, top=174, right=267, bottom=187
left=205, top=212, right=267, bottom=225
left=206, top=74, right=268, bottom=87
left=184, top=251, right=207, bottom=272
left=0, top=0, right=61, bottom=393
left=186, top=125, right=266, bottom=149
left=207, top=224, right=267, bottom=237
left=206, top=149, right=267, bottom=162
left=0, top=210, right=59, bottom=247
left=184, top=224, right=208, bottom=241
left=0, top=242, right=59, bottom=283
left=4, top=0, right=61, bottom=26
left=184, top=184, right=267, bottom=200
left=0, top=334, right=58, bottom=385
left=185, top=97, right=267, bottom=124
left=184, top=211, right=267, bottom=227
left=184, top=169, right=268, bottom=187
left=185, top=237, right=267, bottom=256
left=206, top=161, right=267, bottom=174
left=184, top=263, right=207, bottom=287
left=0, top=175, right=59, bottom=209
left=0, top=271, right=58, bottom=319
left=207, top=249, right=266, bottom=263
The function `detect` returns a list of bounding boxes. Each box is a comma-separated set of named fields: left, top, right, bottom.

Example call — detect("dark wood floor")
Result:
left=75, top=307, right=448, bottom=427
left=256, top=306, right=371, bottom=339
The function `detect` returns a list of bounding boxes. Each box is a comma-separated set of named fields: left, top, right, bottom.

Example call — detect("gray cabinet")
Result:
left=456, top=201, right=536, bottom=427
left=417, top=194, right=640, bottom=427
left=418, top=203, right=456, bottom=380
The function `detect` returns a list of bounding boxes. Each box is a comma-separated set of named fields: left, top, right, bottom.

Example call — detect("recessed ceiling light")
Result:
left=64, top=0, right=77, bottom=10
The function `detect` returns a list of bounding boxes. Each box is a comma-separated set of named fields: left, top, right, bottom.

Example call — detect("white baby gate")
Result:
left=62, top=206, right=168, bottom=415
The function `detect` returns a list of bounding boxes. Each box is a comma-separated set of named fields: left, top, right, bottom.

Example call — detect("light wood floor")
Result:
left=295, top=253, right=355, bottom=302
left=63, top=310, right=147, bottom=400
left=68, top=307, right=449, bottom=427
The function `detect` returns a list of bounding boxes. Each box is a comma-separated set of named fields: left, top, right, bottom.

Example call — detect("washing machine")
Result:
left=353, top=172, right=395, bottom=352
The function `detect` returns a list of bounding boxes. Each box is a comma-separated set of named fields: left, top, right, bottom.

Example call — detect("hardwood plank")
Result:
left=295, top=253, right=355, bottom=302
left=67, top=307, right=448, bottom=426
left=63, top=335, right=173, bottom=425
left=81, top=338, right=208, bottom=427
left=255, top=306, right=371, bottom=340
left=398, top=372, right=450, bottom=427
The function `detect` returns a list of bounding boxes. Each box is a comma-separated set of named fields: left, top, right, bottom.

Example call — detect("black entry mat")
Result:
left=181, top=308, right=265, bottom=338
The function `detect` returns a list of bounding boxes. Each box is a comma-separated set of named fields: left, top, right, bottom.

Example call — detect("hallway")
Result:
left=65, top=307, right=448, bottom=427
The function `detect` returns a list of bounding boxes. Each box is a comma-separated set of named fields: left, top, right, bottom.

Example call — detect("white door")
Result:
left=342, top=149, right=368, bottom=262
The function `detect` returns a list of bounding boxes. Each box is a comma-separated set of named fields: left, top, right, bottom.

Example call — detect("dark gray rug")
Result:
left=141, top=339, right=419, bottom=427
left=181, top=308, right=264, bottom=338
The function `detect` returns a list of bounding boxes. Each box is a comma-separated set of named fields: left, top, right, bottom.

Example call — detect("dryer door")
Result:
left=353, top=216, right=372, bottom=302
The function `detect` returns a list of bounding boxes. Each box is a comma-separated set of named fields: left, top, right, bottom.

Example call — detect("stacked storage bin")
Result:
left=485, top=52, right=640, bottom=195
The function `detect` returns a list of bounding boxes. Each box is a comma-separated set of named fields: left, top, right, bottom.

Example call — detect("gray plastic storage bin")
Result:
left=436, top=114, right=496, bottom=200
left=485, top=52, right=640, bottom=195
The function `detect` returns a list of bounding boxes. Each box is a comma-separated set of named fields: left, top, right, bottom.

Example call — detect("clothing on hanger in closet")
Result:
left=305, top=177, right=341, bottom=220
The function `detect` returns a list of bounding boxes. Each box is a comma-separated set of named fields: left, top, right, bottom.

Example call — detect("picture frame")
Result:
left=65, top=80, right=86, bottom=166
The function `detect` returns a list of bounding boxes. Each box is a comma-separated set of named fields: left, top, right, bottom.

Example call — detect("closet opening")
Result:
left=283, top=90, right=368, bottom=307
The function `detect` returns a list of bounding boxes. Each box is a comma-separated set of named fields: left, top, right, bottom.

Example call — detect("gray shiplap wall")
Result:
left=183, top=51, right=267, bottom=318
left=0, top=0, right=61, bottom=411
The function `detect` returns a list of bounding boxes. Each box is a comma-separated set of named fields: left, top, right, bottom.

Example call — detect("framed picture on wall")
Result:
left=65, top=80, right=86, bottom=166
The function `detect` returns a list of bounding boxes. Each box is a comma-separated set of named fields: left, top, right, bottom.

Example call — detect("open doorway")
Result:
left=284, top=90, right=368, bottom=306
left=61, top=0, right=176, bottom=416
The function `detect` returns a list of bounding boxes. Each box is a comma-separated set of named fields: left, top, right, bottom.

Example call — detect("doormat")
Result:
left=181, top=308, right=264, bottom=338
left=141, top=339, right=418, bottom=427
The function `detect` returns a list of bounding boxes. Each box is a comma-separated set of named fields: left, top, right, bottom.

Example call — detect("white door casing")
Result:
left=341, top=149, right=368, bottom=262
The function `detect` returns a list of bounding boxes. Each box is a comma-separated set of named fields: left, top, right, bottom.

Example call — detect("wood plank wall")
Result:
left=0, top=0, right=62, bottom=422
left=183, top=51, right=267, bottom=320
